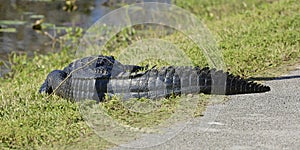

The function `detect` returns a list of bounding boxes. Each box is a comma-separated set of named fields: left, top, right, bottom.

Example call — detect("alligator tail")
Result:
left=192, top=67, right=271, bottom=95
left=111, top=66, right=270, bottom=100
left=156, top=66, right=270, bottom=96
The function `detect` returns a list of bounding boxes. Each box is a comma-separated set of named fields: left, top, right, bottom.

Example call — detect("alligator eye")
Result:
left=47, top=87, right=53, bottom=94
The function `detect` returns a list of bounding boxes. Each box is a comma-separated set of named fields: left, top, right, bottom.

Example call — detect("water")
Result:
left=0, top=0, right=170, bottom=77
left=0, top=0, right=101, bottom=55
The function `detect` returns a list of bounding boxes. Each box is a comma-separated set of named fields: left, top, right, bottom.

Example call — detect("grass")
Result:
left=174, top=0, right=300, bottom=77
left=0, top=0, right=299, bottom=149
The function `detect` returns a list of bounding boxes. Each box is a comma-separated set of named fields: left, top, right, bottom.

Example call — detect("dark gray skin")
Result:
left=39, top=55, right=271, bottom=102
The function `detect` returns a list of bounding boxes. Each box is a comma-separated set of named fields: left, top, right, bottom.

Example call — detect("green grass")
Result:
left=174, top=0, right=300, bottom=76
left=1, top=0, right=300, bottom=149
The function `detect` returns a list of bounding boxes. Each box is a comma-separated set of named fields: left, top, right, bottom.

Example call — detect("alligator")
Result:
left=39, top=55, right=271, bottom=102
